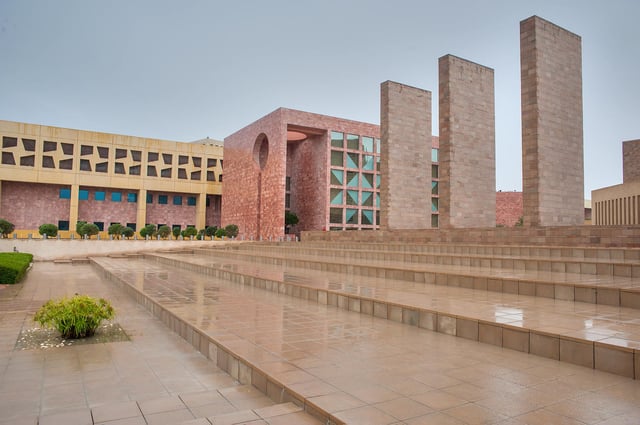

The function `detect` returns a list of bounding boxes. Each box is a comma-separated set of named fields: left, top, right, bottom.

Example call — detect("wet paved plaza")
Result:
left=91, top=254, right=640, bottom=424
left=0, top=263, right=320, bottom=425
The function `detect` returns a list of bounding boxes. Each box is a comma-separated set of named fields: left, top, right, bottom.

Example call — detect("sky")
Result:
left=1, top=1, right=638, bottom=199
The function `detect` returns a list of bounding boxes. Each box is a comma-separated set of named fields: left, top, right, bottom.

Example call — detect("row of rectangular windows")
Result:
left=56, top=221, right=198, bottom=232
left=60, top=189, right=199, bottom=206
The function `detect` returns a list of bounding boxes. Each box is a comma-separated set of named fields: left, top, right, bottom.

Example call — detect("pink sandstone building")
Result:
left=222, top=108, right=440, bottom=240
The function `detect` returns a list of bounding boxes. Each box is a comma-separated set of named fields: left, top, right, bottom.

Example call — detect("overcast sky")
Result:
left=1, top=1, right=638, bottom=198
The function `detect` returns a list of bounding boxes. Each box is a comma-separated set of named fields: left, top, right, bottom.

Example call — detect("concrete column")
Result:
left=196, top=192, right=207, bottom=229
left=439, top=54, right=496, bottom=228
left=136, top=188, right=147, bottom=232
left=380, top=80, right=432, bottom=230
left=69, top=184, right=79, bottom=233
left=521, top=16, right=584, bottom=226
left=623, top=140, right=640, bottom=183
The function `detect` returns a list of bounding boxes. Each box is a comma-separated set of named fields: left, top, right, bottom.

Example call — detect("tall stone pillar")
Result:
left=136, top=188, right=147, bottom=232
left=521, top=16, right=584, bottom=226
left=623, top=139, right=640, bottom=183
left=196, top=192, right=207, bottom=229
left=439, top=55, right=496, bottom=228
left=379, top=81, right=432, bottom=230
left=69, top=184, right=79, bottom=233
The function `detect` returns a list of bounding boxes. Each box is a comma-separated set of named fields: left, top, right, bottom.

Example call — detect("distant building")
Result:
left=0, top=120, right=223, bottom=237
left=592, top=139, right=640, bottom=225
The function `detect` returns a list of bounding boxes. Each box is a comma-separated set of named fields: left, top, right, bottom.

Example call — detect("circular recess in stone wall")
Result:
left=253, top=133, right=269, bottom=170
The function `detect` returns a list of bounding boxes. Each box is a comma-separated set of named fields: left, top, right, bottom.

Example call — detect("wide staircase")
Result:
left=91, top=238, right=640, bottom=424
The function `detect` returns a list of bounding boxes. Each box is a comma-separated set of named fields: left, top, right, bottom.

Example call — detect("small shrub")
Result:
left=224, top=224, right=239, bottom=238
left=205, top=226, right=217, bottom=239
left=181, top=227, right=198, bottom=239
left=140, top=224, right=157, bottom=238
left=122, top=227, right=135, bottom=239
left=172, top=226, right=181, bottom=240
left=38, top=223, right=58, bottom=238
left=108, top=223, right=126, bottom=239
left=0, top=219, right=15, bottom=238
left=0, top=252, right=33, bottom=284
left=157, top=225, right=171, bottom=239
left=34, top=295, right=115, bottom=339
left=77, top=221, right=100, bottom=238
left=214, top=228, right=226, bottom=238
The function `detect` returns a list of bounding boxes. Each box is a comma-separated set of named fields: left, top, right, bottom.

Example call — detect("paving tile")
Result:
left=38, top=408, right=93, bottom=425
left=91, top=400, right=142, bottom=423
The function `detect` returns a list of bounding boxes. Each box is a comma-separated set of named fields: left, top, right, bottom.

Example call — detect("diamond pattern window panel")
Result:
left=330, top=208, right=343, bottom=224
left=331, top=150, right=343, bottom=167
left=347, top=171, right=359, bottom=187
left=363, top=155, right=375, bottom=171
left=330, top=188, right=344, bottom=205
left=346, top=152, right=359, bottom=168
left=347, top=190, right=358, bottom=205
left=331, top=169, right=344, bottom=185
left=361, top=191, right=373, bottom=206
left=361, top=210, right=374, bottom=225
left=362, top=173, right=373, bottom=189
left=346, top=208, right=358, bottom=224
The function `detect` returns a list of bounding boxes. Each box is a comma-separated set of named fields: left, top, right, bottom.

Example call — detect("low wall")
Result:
left=0, top=239, right=240, bottom=261
left=302, top=225, right=640, bottom=247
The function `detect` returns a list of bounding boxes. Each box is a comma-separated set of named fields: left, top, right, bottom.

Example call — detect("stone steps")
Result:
left=192, top=246, right=640, bottom=309
left=137, top=250, right=640, bottom=380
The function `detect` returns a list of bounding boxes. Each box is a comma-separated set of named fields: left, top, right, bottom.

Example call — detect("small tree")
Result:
left=108, top=223, right=125, bottom=239
left=205, top=226, right=217, bottom=240
left=0, top=219, right=15, bottom=238
left=122, top=227, right=135, bottom=239
left=80, top=223, right=100, bottom=239
left=181, top=226, right=198, bottom=239
left=38, top=223, right=58, bottom=238
left=214, top=228, right=226, bottom=239
left=285, top=211, right=299, bottom=234
left=140, top=224, right=157, bottom=239
left=224, top=224, right=239, bottom=238
left=196, top=228, right=205, bottom=240
left=172, top=226, right=181, bottom=240
left=76, top=221, right=87, bottom=237
left=157, top=225, right=171, bottom=239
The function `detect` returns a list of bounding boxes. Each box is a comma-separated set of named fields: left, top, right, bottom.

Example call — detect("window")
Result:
left=59, top=159, right=73, bottom=170
left=362, top=173, right=374, bottom=189
left=126, top=223, right=136, bottom=230
left=58, top=220, right=70, bottom=231
left=330, top=189, right=343, bottom=205
left=187, top=196, right=196, bottom=206
left=346, top=208, right=358, bottom=224
left=361, top=210, right=374, bottom=225
left=22, top=139, right=36, bottom=151
left=111, top=192, right=122, bottom=202
left=347, top=134, right=359, bottom=150
left=432, top=214, right=439, bottom=228
left=173, top=196, right=182, bottom=205
left=2, top=136, right=17, bottom=148
left=432, top=198, right=439, bottom=212
left=160, top=168, right=171, bottom=178
left=80, top=159, right=91, bottom=171
left=375, top=138, right=381, bottom=154
left=1, top=152, right=15, bottom=165
left=363, top=155, right=374, bottom=171
left=330, top=208, right=343, bottom=224
left=61, top=143, right=73, bottom=155
left=346, top=152, right=359, bottom=168
left=331, top=169, right=344, bottom=185
left=129, top=165, right=141, bottom=175
left=331, top=131, right=343, bottom=148
left=362, top=136, right=374, bottom=152
left=361, top=191, right=373, bottom=206
left=146, top=193, right=153, bottom=203
left=331, top=150, right=343, bottom=167
left=162, top=153, right=172, bottom=165
left=178, top=169, right=187, bottom=179
left=285, top=193, right=291, bottom=209
left=432, top=148, right=439, bottom=162
left=158, top=195, right=168, bottom=205
left=114, top=163, right=125, bottom=174
left=346, top=190, right=358, bottom=205
left=44, top=141, right=57, bottom=152
left=79, top=190, right=89, bottom=200
left=207, top=158, right=217, bottom=167
left=432, top=164, right=439, bottom=178
left=127, top=193, right=137, bottom=202
left=432, top=181, right=439, bottom=195
left=346, top=172, right=358, bottom=187
left=95, top=191, right=105, bottom=201
left=94, top=222, right=104, bottom=231
left=59, top=188, right=71, bottom=199
left=20, top=155, right=35, bottom=167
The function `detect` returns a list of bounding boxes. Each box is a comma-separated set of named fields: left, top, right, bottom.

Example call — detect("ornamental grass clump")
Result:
left=34, top=295, right=115, bottom=339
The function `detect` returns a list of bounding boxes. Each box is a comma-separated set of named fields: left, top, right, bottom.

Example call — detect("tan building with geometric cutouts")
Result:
left=0, top=120, right=223, bottom=237
left=592, top=139, right=640, bottom=226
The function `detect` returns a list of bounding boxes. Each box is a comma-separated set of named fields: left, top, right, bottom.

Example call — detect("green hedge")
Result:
left=0, top=252, right=33, bottom=284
